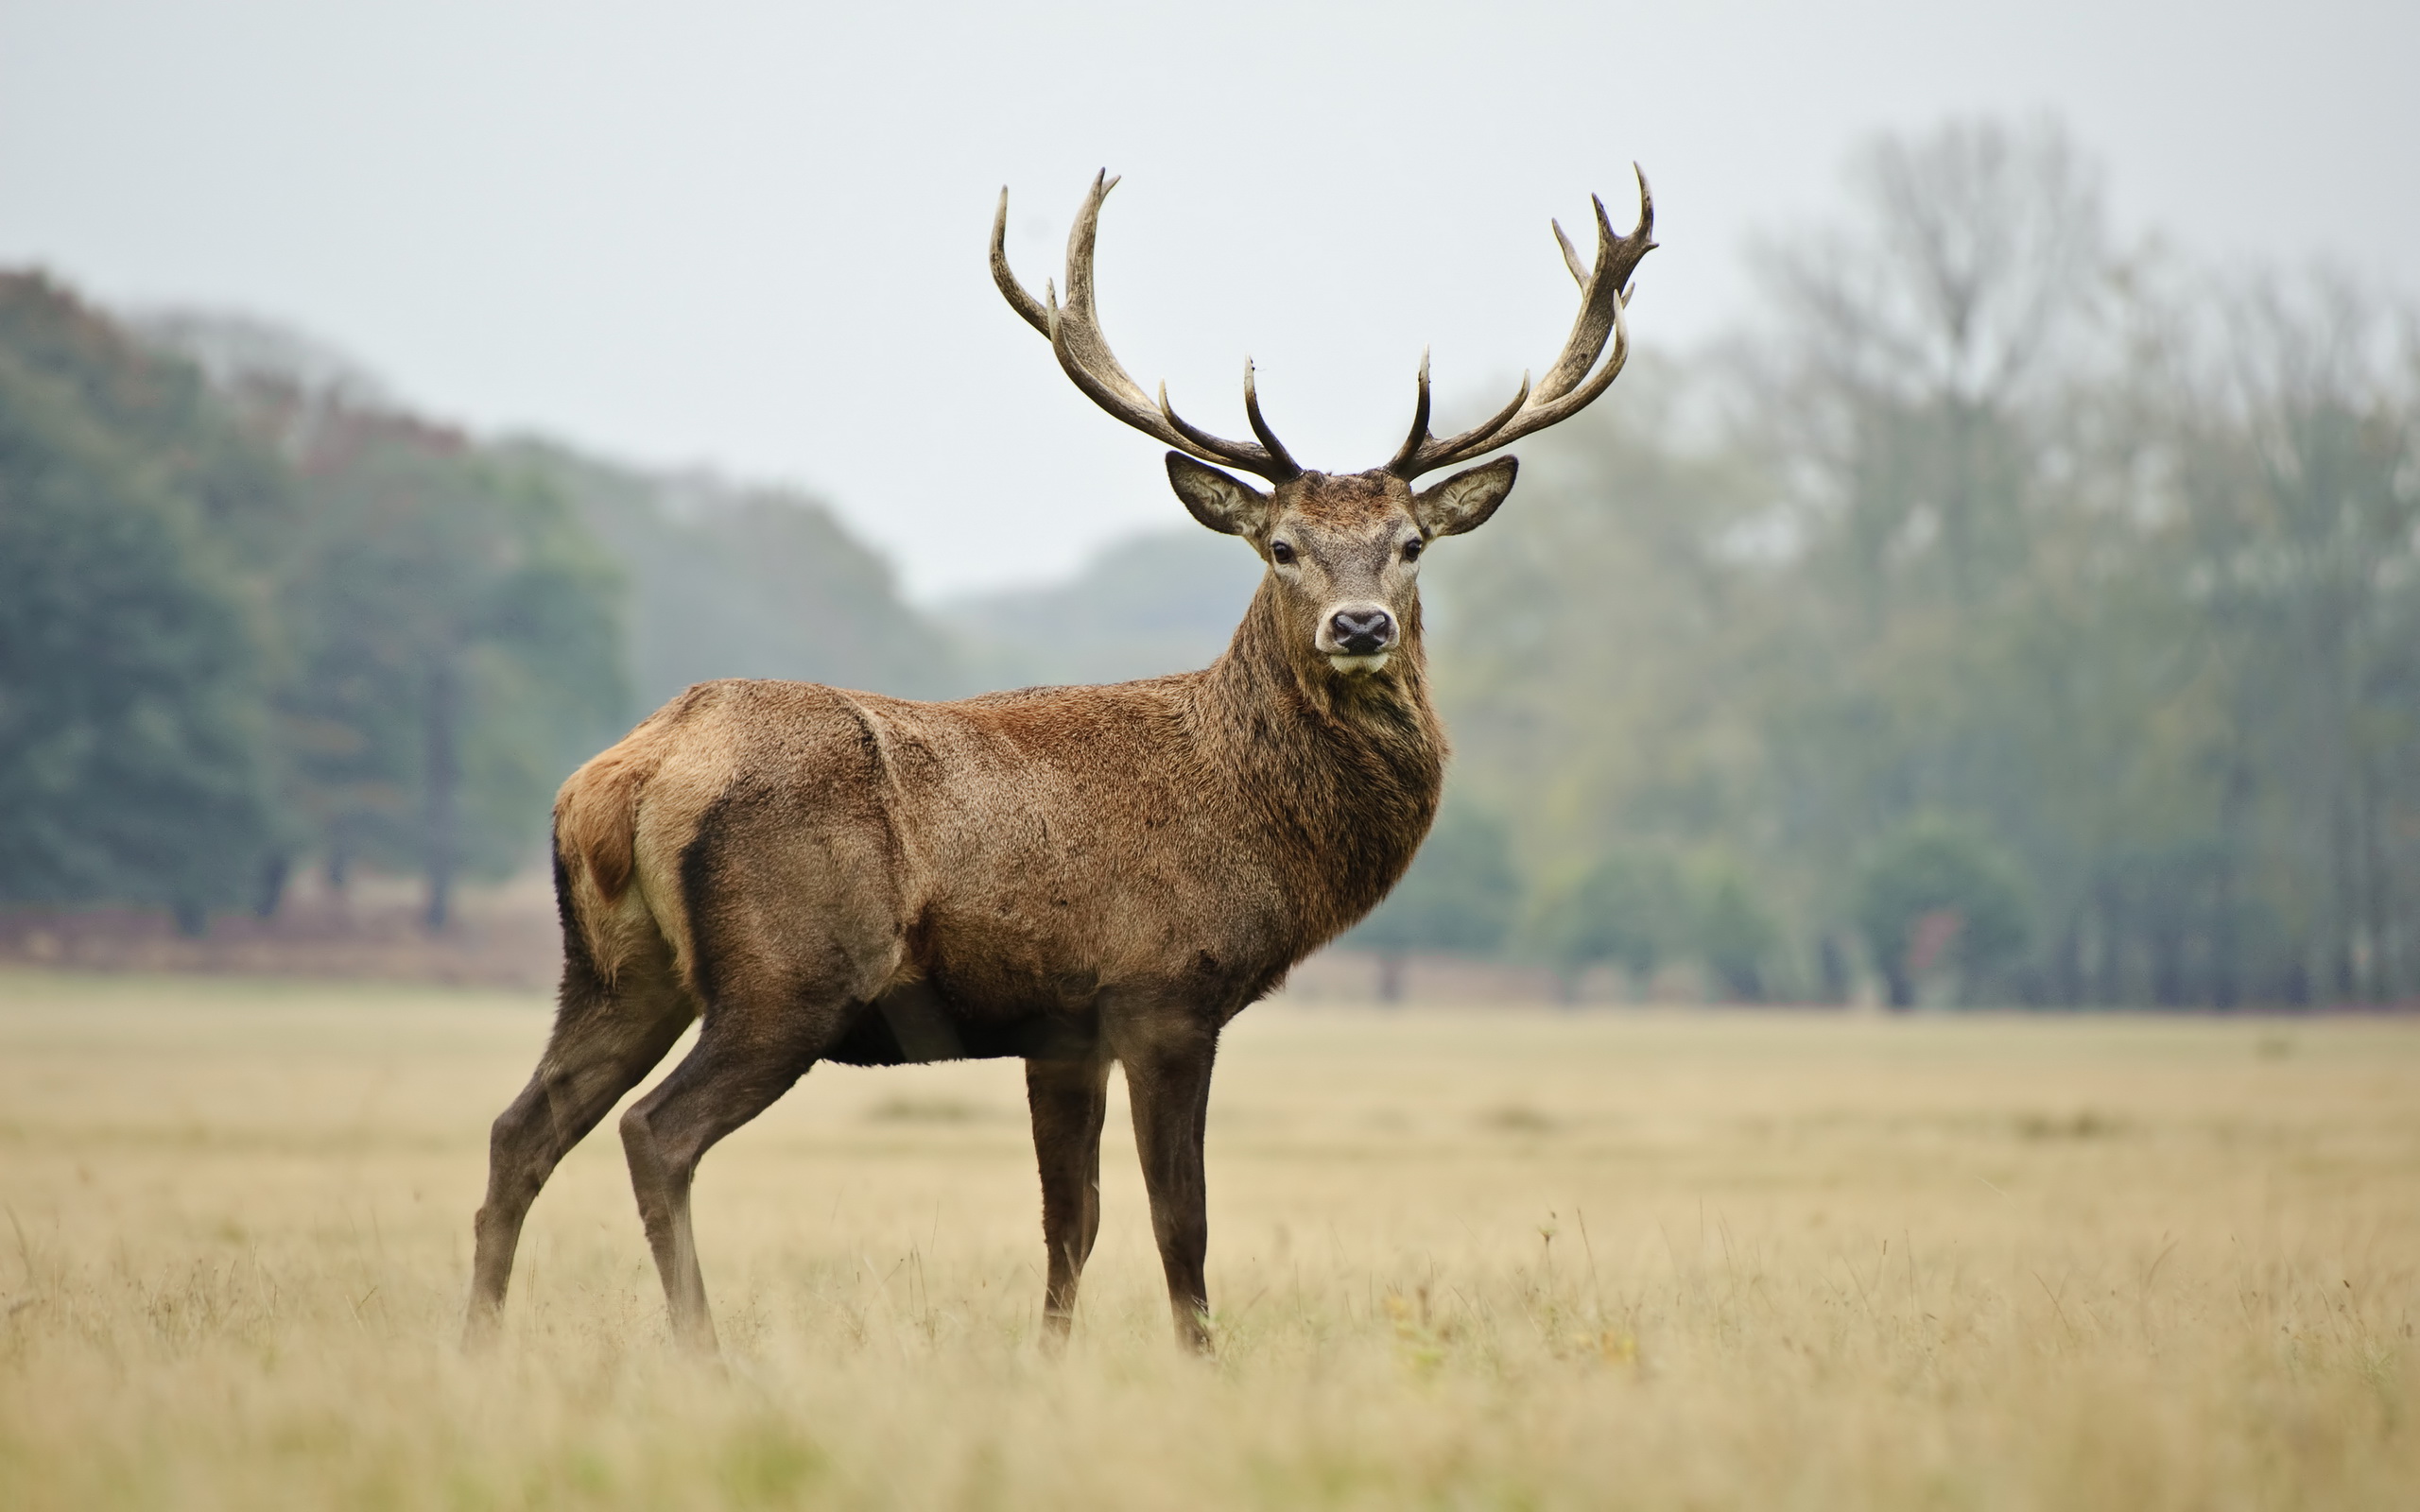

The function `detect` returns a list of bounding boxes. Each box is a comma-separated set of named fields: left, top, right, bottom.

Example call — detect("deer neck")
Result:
left=1194, top=577, right=1447, bottom=945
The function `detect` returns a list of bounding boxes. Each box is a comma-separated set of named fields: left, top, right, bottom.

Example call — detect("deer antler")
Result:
left=994, top=172, right=1303, bottom=484
left=1385, top=166, right=1656, bottom=479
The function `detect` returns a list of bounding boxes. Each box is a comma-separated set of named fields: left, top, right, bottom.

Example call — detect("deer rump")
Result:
left=553, top=676, right=1302, bottom=1074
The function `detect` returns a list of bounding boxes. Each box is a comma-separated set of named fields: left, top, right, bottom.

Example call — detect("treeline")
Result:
left=7, top=118, right=2413, bottom=1006
left=1367, top=121, right=2420, bottom=1008
left=0, top=284, right=950, bottom=930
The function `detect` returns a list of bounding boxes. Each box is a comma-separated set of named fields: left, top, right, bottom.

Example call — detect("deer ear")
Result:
left=1166, top=453, right=1270, bottom=537
left=1412, top=456, right=1518, bottom=537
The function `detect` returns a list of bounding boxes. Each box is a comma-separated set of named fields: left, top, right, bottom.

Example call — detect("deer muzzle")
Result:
left=1320, top=603, right=1398, bottom=673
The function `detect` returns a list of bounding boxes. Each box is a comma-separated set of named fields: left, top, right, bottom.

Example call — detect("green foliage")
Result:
left=1526, top=850, right=1782, bottom=1002
left=1528, top=850, right=1689, bottom=993
left=0, top=278, right=294, bottom=550
left=268, top=409, right=626, bottom=919
left=1694, top=864, right=1783, bottom=1002
left=0, top=277, right=284, bottom=923
left=1854, top=820, right=2031, bottom=1006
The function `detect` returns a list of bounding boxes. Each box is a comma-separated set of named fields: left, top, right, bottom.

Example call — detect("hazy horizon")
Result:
left=5, top=0, right=2414, bottom=597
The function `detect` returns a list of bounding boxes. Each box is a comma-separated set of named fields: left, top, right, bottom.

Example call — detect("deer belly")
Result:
left=824, top=978, right=1098, bottom=1066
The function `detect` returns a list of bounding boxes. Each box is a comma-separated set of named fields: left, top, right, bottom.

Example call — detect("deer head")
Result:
left=992, top=171, right=1654, bottom=678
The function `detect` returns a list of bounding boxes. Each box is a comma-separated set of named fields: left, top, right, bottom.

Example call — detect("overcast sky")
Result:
left=3, top=0, right=2413, bottom=597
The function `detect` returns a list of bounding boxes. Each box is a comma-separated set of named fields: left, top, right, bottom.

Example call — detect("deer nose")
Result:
left=1329, top=608, right=1396, bottom=657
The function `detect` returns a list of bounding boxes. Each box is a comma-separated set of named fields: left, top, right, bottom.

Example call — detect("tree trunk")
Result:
left=2050, top=918, right=2084, bottom=1007
left=1376, top=950, right=1406, bottom=1005
left=1819, top=935, right=1851, bottom=1005
left=253, top=853, right=290, bottom=920
left=424, top=655, right=460, bottom=933
left=2151, top=925, right=2185, bottom=1008
left=2093, top=880, right=2126, bottom=1006
left=2360, top=758, right=2391, bottom=1004
left=2211, top=758, right=2250, bottom=1011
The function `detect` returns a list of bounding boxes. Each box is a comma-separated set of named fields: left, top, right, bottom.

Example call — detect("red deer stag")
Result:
left=465, top=169, right=1653, bottom=1353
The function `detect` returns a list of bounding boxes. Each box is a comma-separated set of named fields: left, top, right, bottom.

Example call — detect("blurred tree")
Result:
left=0, top=275, right=287, bottom=929
left=1347, top=800, right=1518, bottom=1002
left=1744, top=116, right=2105, bottom=610
left=267, top=404, right=626, bottom=928
left=1854, top=819, right=2030, bottom=1007
left=509, top=441, right=966, bottom=706
left=1693, top=864, right=1783, bottom=1003
left=2163, top=271, right=2420, bottom=1004
left=1737, top=120, right=2119, bottom=954
left=1527, top=849, right=1690, bottom=1001
left=938, top=527, right=1263, bottom=691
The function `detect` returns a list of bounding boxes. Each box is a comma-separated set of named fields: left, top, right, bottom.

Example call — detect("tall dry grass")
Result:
left=0, top=969, right=2413, bottom=1508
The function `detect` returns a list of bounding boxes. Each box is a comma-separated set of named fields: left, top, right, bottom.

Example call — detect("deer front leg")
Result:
left=1115, top=1016, right=1219, bottom=1353
left=1025, top=1054, right=1112, bottom=1348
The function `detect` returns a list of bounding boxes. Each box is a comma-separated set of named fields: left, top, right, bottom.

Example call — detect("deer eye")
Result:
left=1402, top=538, right=1424, bottom=562
left=1270, top=541, right=1295, bottom=565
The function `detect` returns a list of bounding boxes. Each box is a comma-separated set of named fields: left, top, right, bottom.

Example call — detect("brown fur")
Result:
left=469, top=167, right=1646, bottom=1353
left=466, top=461, right=1525, bottom=1355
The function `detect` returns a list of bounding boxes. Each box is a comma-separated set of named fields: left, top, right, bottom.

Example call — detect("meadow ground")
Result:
left=0, top=971, right=2414, bottom=1510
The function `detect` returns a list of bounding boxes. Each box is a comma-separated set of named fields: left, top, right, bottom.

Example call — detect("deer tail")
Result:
left=557, top=747, right=647, bottom=903
left=551, top=696, right=697, bottom=983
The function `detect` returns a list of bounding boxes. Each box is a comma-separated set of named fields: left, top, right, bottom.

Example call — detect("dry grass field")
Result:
left=0, top=969, right=2414, bottom=1510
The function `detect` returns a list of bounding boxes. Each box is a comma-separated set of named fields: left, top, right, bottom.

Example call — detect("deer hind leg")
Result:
left=621, top=769, right=902, bottom=1352
left=1026, top=1054, right=1112, bottom=1348
left=617, top=957, right=863, bottom=1354
left=466, top=939, right=694, bottom=1347
left=1113, top=1008, right=1219, bottom=1353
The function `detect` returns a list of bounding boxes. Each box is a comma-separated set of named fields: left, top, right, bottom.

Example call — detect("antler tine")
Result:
left=1242, top=359, right=1300, bottom=477
left=1383, top=348, right=1434, bottom=475
left=1411, top=371, right=1535, bottom=472
left=1156, top=379, right=1266, bottom=468
left=1389, top=164, right=1656, bottom=479
left=1552, top=220, right=1588, bottom=288
left=996, top=171, right=1302, bottom=483
left=991, top=188, right=1051, bottom=337
left=1531, top=191, right=1625, bottom=406
left=1387, top=347, right=1534, bottom=478
left=1051, top=172, right=1154, bottom=416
